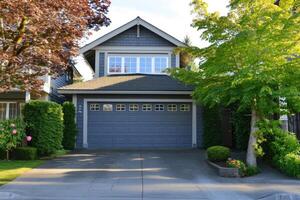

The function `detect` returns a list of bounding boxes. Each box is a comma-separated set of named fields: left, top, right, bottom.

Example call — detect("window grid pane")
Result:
left=180, top=104, right=190, bottom=112
left=109, top=56, right=122, bottom=73
left=142, top=104, right=152, bottom=111
left=90, top=104, right=100, bottom=111
left=167, top=104, right=177, bottom=112
left=140, top=57, right=152, bottom=73
left=0, top=103, right=7, bottom=120
left=116, top=104, right=126, bottom=111
left=155, top=57, right=167, bottom=73
left=124, top=57, right=137, bottom=73
left=129, top=104, right=139, bottom=111
left=9, top=103, right=18, bottom=119
left=155, top=104, right=164, bottom=111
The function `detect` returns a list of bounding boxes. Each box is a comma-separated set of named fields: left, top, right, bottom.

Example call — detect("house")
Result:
left=58, top=17, right=204, bottom=149
left=0, top=68, right=74, bottom=121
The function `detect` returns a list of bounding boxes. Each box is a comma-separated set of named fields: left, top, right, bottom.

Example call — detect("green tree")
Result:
left=171, top=0, right=300, bottom=166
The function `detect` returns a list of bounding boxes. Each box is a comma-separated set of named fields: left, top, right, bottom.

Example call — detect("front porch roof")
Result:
left=58, top=74, right=193, bottom=94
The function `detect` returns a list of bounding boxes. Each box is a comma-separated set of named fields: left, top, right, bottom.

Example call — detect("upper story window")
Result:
left=108, top=56, right=122, bottom=73
left=107, top=55, right=169, bottom=75
left=154, top=57, right=168, bottom=73
left=140, top=57, right=152, bottom=73
left=124, top=57, right=137, bottom=73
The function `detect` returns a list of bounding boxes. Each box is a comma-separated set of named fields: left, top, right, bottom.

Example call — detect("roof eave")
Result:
left=58, top=89, right=192, bottom=95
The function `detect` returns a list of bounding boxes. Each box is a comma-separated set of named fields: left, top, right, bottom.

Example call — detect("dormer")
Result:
left=80, top=17, right=185, bottom=78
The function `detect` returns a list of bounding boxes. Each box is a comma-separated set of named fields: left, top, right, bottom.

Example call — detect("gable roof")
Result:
left=58, top=74, right=193, bottom=94
left=80, top=17, right=185, bottom=53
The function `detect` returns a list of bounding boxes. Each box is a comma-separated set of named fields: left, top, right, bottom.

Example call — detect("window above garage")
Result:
left=108, top=54, right=169, bottom=75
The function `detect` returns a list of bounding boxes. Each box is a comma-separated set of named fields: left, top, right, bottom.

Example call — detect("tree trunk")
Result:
left=6, top=150, right=9, bottom=160
left=246, top=109, right=260, bottom=167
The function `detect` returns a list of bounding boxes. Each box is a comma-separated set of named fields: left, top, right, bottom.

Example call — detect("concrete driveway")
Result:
left=0, top=150, right=299, bottom=200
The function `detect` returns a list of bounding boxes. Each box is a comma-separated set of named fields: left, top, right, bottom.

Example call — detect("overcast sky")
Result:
left=83, top=0, right=229, bottom=47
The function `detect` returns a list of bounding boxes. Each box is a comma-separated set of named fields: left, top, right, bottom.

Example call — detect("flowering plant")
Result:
left=226, top=159, right=246, bottom=176
left=0, top=118, right=26, bottom=159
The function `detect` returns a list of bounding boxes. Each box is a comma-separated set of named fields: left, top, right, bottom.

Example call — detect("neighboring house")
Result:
left=58, top=17, right=204, bottom=149
left=0, top=68, right=74, bottom=121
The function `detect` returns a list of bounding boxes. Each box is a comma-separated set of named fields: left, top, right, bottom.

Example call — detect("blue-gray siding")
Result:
left=99, top=53, right=105, bottom=77
left=50, top=75, right=68, bottom=103
left=171, top=54, right=176, bottom=67
left=75, top=95, right=203, bottom=149
left=100, top=25, right=176, bottom=47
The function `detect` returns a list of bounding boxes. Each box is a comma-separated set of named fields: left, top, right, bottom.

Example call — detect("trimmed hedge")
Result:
left=62, top=102, right=77, bottom=150
left=207, top=145, right=230, bottom=161
left=23, top=101, right=64, bottom=156
left=202, top=107, right=222, bottom=148
left=14, top=147, right=37, bottom=160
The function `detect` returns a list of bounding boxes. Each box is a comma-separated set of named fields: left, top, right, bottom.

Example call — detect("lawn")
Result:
left=0, top=160, right=44, bottom=186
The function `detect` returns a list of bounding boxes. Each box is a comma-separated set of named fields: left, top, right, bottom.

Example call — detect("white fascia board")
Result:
left=58, top=90, right=193, bottom=95
left=94, top=46, right=175, bottom=52
left=79, top=17, right=185, bottom=54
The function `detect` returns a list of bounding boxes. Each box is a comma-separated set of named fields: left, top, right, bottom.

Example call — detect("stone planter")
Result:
left=207, top=160, right=240, bottom=177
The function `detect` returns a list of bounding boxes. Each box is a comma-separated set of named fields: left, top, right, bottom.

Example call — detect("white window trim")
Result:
left=107, top=54, right=169, bottom=75
left=83, top=99, right=196, bottom=148
left=0, top=101, right=20, bottom=120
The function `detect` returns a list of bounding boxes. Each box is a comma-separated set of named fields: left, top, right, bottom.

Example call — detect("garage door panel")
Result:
left=87, top=102, right=192, bottom=149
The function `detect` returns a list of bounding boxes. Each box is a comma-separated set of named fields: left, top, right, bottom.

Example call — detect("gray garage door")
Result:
left=87, top=102, right=192, bottom=149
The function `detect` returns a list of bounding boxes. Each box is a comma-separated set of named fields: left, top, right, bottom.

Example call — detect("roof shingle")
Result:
left=59, top=74, right=193, bottom=92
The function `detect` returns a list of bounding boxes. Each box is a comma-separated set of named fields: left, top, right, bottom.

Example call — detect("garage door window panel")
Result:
left=103, top=104, right=113, bottom=112
left=155, top=104, right=164, bottom=111
left=142, top=104, right=152, bottom=111
left=116, top=104, right=126, bottom=111
left=90, top=104, right=100, bottom=111
left=167, top=104, right=177, bottom=112
left=180, top=104, right=190, bottom=112
left=129, top=104, right=139, bottom=111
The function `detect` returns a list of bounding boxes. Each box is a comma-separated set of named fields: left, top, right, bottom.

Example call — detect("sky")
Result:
left=83, top=0, right=229, bottom=48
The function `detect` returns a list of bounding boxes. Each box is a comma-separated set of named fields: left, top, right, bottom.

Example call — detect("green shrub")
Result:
left=279, top=151, right=300, bottom=178
left=0, top=118, right=26, bottom=160
left=226, top=159, right=246, bottom=176
left=245, top=166, right=260, bottom=176
left=62, top=102, right=77, bottom=150
left=14, top=147, right=37, bottom=160
left=207, top=145, right=230, bottom=161
left=203, top=107, right=222, bottom=148
left=269, top=131, right=299, bottom=167
left=23, top=101, right=64, bottom=156
left=265, top=128, right=300, bottom=178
